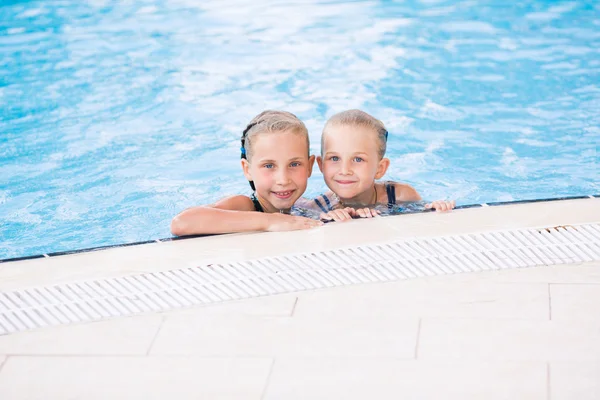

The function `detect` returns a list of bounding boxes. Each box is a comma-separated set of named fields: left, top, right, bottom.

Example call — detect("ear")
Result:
left=375, top=157, right=390, bottom=179
left=307, top=155, right=316, bottom=177
left=241, top=158, right=252, bottom=181
left=316, top=155, right=323, bottom=173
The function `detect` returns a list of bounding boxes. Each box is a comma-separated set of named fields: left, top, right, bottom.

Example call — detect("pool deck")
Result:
left=0, top=197, right=599, bottom=399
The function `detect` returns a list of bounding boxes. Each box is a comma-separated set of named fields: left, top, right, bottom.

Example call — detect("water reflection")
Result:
left=1, top=0, right=598, bottom=258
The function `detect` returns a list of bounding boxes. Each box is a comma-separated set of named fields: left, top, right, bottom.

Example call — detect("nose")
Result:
left=340, top=160, right=352, bottom=175
left=275, top=168, right=291, bottom=185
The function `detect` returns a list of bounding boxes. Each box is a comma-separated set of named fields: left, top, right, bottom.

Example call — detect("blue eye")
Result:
left=353, top=157, right=363, bottom=162
left=290, top=161, right=301, bottom=167
left=264, top=164, right=274, bottom=169
left=329, top=156, right=339, bottom=162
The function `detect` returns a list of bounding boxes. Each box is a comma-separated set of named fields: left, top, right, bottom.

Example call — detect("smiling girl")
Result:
left=171, top=110, right=322, bottom=235
left=315, top=109, right=455, bottom=221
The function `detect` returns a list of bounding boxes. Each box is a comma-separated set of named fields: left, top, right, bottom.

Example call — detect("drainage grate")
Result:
left=1, top=224, right=599, bottom=335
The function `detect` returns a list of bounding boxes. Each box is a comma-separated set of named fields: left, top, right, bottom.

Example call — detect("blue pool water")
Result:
left=1, top=0, right=599, bottom=259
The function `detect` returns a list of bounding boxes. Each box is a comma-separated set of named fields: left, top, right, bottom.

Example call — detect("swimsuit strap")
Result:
left=314, top=194, right=334, bottom=213
left=251, top=193, right=264, bottom=212
left=385, top=183, right=396, bottom=209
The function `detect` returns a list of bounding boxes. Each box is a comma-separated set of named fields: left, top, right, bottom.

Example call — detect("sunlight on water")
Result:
left=1, top=0, right=599, bottom=258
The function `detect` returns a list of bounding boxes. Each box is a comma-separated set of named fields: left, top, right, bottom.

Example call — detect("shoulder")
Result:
left=211, top=195, right=256, bottom=211
left=388, top=181, right=422, bottom=202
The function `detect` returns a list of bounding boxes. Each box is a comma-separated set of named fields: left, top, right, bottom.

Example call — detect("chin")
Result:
left=333, top=188, right=359, bottom=199
left=272, top=197, right=296, bottom=209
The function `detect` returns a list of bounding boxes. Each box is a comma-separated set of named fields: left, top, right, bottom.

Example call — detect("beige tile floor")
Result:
left=0, top=198, right=598, bottom=399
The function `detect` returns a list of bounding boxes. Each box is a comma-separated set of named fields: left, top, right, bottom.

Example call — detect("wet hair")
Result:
left=322, top=109, right=388, bottom=159
left=240, top=110, right=310, bottom=190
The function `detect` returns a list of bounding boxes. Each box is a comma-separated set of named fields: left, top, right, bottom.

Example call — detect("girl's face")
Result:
left=317, top=124, right=389, bottom=203
left=242, top=130, right=315, bottom=212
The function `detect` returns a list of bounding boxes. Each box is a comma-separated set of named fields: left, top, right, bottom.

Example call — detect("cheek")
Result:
left=289, top=168, right=308, bottom=185
left=321, top=162, right=335, bottom=173
left=253, top=169, right=273, bottom=184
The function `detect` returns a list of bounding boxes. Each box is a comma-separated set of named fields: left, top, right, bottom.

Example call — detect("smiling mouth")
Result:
left=335, top=180, right=356, bottom=185
left=272, top=190, right=295, bottom=199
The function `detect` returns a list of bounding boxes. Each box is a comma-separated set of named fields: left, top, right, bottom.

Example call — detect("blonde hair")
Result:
left=241, top=110, right=310, bottom=190
left=322, top=109, right=388, bottom=159
left=241, top=110, right=309, bottom=161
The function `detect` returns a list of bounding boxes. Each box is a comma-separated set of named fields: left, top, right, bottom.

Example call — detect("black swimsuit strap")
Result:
left=251, top=193, right=264, bottom=212
left=385, top=183, right=396, bottom=208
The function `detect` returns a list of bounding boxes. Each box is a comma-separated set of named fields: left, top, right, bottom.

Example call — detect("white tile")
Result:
left=441, top=263, right=600, bottom=284
left=418, top=318, right=600, bottom=361
left=550, top=362, right=600, bottom=400
left=0, top=356, right=272, bottom=400
left=151, top=314, right=418, bottom=357
left=1, top=198, right=597, bottom=292
left=550, top=283, right=600, bottom=320
left=166, top=293, right=297, bottom=317
left=0, top=315, right=162, bottom=355
left=294, top=280, right=549, bottom=319
left=263, top=358, right=546, bottom=400
left=0, top=356, right=6, bottom=372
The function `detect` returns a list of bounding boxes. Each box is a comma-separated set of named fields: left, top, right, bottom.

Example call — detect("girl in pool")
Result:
left=315, top=109, right=455, bottom=221
left=171, top=110, right=323, bottom=235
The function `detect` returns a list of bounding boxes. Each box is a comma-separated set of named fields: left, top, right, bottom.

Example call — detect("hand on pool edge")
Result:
left=266, top=213, right=324, bottom=231
left=425, top=200, right=456, bottom=212
left=320, top=207, right=380, bottom=222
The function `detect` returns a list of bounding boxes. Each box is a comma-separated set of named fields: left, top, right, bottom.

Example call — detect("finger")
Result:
left=320, top=213, right=333, bottom=221
left=424, top=203, right=432, bottom=209
left=336, top=210, right=351, bottom=221
left=344, top=207, right=358, bottom=216
left=364, top=208, right=375, bottom=218
left=342, top=211, right=354, bottom=220
left=331, top=211, right=348, bottom=222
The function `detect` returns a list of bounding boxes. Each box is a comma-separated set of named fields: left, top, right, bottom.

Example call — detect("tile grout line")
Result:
left=260, top=358, right=276, bottom=400
left=547, top=362, right=551, bottom=400
left=290, top=297, right=299, bottom=317
left=414, top=318, right=422, bottom=359
left=146, top=316, right=166, bottom=356
left=2, top=354, right=273, bottom=359
left=547, top=284, right=552, bottom=321
left=0, top=355, right=8, bottom=374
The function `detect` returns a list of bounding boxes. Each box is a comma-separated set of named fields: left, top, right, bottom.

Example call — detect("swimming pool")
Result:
left=1, top=0, right=599, bottom=259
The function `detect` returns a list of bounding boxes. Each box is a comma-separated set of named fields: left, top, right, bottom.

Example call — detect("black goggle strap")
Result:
left=241, top=121, right=259, bottom=191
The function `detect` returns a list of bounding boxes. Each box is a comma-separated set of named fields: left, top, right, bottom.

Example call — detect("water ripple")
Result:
left=1, top=0, right=598, bottom=258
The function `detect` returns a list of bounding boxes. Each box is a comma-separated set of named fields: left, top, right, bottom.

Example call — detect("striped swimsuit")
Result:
left=315, top=183, right=397, bottom=213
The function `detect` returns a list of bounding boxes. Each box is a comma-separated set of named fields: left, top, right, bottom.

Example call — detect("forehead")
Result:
left=251, top=130, right=308, bottom=159
left=323, top=124, right=379, bottom=151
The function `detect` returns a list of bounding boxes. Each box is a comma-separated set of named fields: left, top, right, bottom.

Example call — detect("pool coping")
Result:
left=1, top=194, right=598, bottom=264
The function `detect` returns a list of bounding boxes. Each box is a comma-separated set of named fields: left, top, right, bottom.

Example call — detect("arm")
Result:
left=170, top=195, right=270, bottom=236
left=170, top=195, right=322, bottom=236
left=393, top=182, right=455, bottom=211
left=393, top=183, right=422, bottom=202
